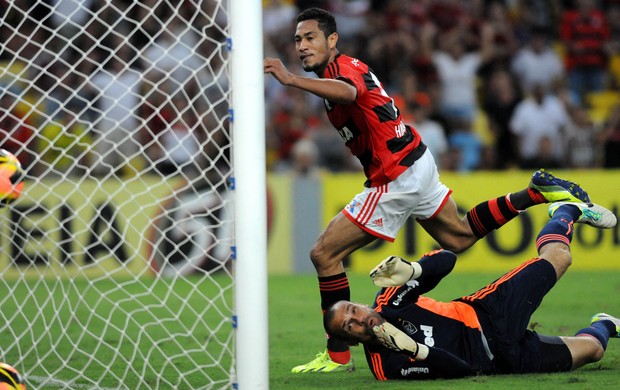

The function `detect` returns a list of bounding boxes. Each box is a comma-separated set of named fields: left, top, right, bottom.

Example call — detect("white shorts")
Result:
left=342, top=149, right=452, bottom=242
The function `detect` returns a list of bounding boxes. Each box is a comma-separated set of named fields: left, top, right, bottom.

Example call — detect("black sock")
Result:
left=319, top=273, right=351, bottom=356
left=466, top=195, right=520, bottom=238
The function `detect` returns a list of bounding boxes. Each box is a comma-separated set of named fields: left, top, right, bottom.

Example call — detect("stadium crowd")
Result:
left=1, top=0, right=619, bottom=177
left=265, top=0, right=620, bottom=173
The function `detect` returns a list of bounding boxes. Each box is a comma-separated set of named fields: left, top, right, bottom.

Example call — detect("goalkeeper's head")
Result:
left=324, top=300, right=385, bottom=345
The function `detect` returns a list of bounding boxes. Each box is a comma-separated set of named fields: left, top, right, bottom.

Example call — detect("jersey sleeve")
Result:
left=415, top=250, right=457, bottom=294
left=367, top=344, right=475, bottom=380
left=324, top=58, right=366, bottom=100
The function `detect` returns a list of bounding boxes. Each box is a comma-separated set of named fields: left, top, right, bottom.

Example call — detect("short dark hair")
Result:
left=296, top=7, right=337, bottom=37
left=323, top=302, right=358, bottom=345
left=323, top=303, right=338, bottom=336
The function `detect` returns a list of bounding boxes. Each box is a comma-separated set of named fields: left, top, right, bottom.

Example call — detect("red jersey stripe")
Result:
left=370, top=352, right=387, bottom=380
left=374, top=287, right=399, bottom=313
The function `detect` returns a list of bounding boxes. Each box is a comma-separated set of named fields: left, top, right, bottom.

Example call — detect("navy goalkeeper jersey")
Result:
left=364, top=251, right=494, bottom=380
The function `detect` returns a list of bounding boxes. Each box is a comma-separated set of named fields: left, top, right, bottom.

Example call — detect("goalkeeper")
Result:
left=324, top=202, right=619, bottom=380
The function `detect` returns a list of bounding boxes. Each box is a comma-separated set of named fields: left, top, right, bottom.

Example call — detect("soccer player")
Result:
left=264, top=7, right=591, bottom=373
left=324, top=202, right=618, bottom=380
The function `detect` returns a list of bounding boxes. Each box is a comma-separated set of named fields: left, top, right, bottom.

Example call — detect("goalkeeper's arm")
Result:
left=370, top=249, right=457, bottom=291
left=373, top=322, right=474, bottom=379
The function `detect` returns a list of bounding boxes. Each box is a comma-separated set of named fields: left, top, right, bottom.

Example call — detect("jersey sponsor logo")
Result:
left=405, top=279, right=420, bottom=289
left=351, top=58, right=360, bottom=67
left=421, top=325, right=435, bottom=347
left=401, top=366, right=429, bottom=376
left=338, top=125, right=355, bottom=142
left=392, top=285, right=414, bottom=306
left=401, top=320, right=417, bottom=336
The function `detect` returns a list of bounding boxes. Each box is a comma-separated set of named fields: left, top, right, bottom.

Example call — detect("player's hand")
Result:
left=370, top=256, right=418, bottom=287
left=263, top=57, right=293, bottom=86
left=372, top=322, right=419, bottom=356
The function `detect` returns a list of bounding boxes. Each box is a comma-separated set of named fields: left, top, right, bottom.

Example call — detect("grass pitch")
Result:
left=2, top=269, right=619, bottom=389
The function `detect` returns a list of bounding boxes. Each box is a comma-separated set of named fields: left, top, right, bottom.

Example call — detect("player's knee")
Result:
left=437, top=236, right=474, bottom=254
left=590, top=344, right=605, bottom=362
left=541, top=245, right=572, bottom=274
left=309, top=242, right=329, bottom=269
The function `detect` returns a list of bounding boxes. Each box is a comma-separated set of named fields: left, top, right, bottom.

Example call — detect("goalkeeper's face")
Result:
left=327, top=301, right=385, bottom=343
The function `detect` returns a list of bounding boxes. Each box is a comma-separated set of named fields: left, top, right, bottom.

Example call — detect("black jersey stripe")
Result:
left=362, top=72, right=378, bottom=91
left=372, top=102, right=399, bottom=123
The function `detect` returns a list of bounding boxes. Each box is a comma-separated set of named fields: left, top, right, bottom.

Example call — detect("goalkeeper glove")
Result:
left=372, top=321, right=429, bottom=360
left=370, top=256, right=422, bottom=287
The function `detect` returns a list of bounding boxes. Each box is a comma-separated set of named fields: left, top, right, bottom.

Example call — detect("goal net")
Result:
left=0, top=1, right=248, bottom=388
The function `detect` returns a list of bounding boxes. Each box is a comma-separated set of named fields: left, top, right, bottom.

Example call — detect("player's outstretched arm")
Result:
left=263, top=57, right=357, bottom=103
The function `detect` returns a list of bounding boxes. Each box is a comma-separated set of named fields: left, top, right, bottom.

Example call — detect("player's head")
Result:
left=295, top=8, right=339, bottom=73
left=297, top=8, right=337, bottom=37
left=324, top=300, right=384, bottom=344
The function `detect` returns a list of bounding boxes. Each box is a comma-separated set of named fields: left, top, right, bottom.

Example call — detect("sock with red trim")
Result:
left=576, top=321, right=615, bottom=350
left=535, top=205, right=581, bottom=251
left=319, top=273, right=351, bottom=364
left=509, top=188, right=547, bottom=210
left=466, top=195, right=521, bottom=238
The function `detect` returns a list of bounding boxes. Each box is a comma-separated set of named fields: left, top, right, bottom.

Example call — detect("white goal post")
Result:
left=0, top=0, right=267, bottom=388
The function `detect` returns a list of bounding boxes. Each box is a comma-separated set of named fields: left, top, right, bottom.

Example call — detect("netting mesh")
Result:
left=0, top=1, right=233, bottom=388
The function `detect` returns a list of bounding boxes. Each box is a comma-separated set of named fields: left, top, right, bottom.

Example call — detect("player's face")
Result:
left=330, top=301, right=384, bottom=343
left=294, top=20, right=335, bottom=73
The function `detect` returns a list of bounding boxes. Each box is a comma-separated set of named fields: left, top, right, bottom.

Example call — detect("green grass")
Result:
left=269, top=271, right=620, bottom=390
left=2, top=270, right=619, bottom=388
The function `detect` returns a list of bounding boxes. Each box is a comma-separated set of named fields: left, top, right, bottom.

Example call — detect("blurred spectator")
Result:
left=365, top=2, right=417, bottom=88
left=155, top=94, right=206, bottom=177
left=420, top=21, right=494, bottom=132
left=530, top=136, right=563, bottom=169
left=38, top=102, right=93, bottom=175
left=48, top=0, right=94, bottom=39
left=447, top=118, right=483, bottom=172
left=559, top=0, right=611, bottom=103
left=264, top=0, right=297, bottom=42
left=0, top=90, right=35, bottom=170
left=410, top=98, right=449, bottom=169
left=290, top=137, right=321, bottom=178
left=564, top=104, right=599, bottom=168
left=479, top=1, right=519, bottom=75
left=511, top=27, right=564, bottom=94
left=598, top=103, right=620, bottom=167
left=141, top=14, right=207, bottom=94
left=329, top=0, right=370, bottom=41
left=513, top=0, right=561, bottom=39
left=606, top=3, right=620, bottom=87
left=510, top=84, right=569, bottom=169
left=482, top=68, right=522, bottom=169
left=86, top=35, right=142, bottom=176
left=391, top=71, right=431, bottom=125
left=266, top=88, right=319, bottom=171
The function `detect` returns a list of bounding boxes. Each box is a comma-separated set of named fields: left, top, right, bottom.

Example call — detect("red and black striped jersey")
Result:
left=321, top=54, right=425, bottom=187
left=559, top=9, right=610, bottom=70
